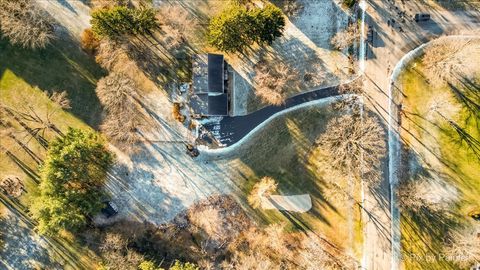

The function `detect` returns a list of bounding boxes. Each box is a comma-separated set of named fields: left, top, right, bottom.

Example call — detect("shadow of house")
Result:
left=0, top=35, right=106, bottom=129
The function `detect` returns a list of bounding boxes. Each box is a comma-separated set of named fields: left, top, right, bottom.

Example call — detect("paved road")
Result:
left=203, top=86, right=340, bottom=146
left=362, top=1, right=480, bottom=270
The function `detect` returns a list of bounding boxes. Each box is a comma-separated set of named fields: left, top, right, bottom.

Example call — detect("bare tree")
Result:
left=330, top=24, right=358, bottom=51
left=299, top=232, right=356, bottom=270
left=99, top=233, right=144, bottom=270
left=0, top=92, right=65, bottom=142
left=282, top=0, right=304, bottom=17
left=226, top=224, right=295, bottom=269
left=90, top=0, right=128, bottom=9
left=443, top=223, right=480, bottom=268
left=397, top=175, right=458, bottom=213
left=247, top=176, right=278, bottom=209
left=317, top=114, right=386, bottom=186
left=96, top=72, right=146, bottom=152
left=156, top=5, right=198, bottom=50
left=422, top=38, right=478, bottom=87
left=253, top=61, right=297, bottom=106
left=0, top=0, right=55, bottom=49
left=428, top=95, right=480, bottom=160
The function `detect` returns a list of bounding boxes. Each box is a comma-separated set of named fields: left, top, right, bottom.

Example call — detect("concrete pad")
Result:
left=261, top=194, right=312, bottom=213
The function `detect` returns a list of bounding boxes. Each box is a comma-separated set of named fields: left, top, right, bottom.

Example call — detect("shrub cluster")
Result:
left=31, top=128, right=114, bottom=235
left=91, top=6, right=157, bottom=38
left=207, top=4, right=285, bottom=52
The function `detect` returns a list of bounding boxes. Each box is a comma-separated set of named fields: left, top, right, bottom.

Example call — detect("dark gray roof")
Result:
left=192, top=54, right=224, bottom=94
left=189, top=93, right=208, bottom=115
left=207, top=94, right=228, bottom=116
left=207, top=54, right=224, bottom=93
left=192, top=54, right=208, bottom=94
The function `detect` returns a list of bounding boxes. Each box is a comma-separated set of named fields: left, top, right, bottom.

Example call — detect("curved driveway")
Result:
left=203, top=86, right=340, bottom=146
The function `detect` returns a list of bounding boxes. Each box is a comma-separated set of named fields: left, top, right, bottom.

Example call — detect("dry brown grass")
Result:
left=443, top=222, right=480, bottom=268
left=422, top=38, right=480, bottom=87
left=330, top=24, right=358, bottom=51
left=0, top=0, right=55, bottom=49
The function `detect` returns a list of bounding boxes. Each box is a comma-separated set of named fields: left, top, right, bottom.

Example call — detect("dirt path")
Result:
left=361, top=0, right=480, bottom=269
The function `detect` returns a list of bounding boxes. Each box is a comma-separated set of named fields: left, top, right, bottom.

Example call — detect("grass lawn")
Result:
left=0, top=37, right=105, bottom=128
left=0, top=37, right=105, bottom=269
left=398, top=60, right=480, bottom=270
left=227, top=102, right=364, bottom=258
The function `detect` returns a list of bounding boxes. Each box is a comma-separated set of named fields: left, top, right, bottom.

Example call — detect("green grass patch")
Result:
left=0, top=37, right=105, bottom=128
left=398, top=61, right=480, bottom=270
left=0, top=37, right=105, bottom=269
left=228, top=103, right=364, bottom=256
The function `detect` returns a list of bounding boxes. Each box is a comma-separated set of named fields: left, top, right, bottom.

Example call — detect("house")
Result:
left=189, top=54, right=229, bottom=117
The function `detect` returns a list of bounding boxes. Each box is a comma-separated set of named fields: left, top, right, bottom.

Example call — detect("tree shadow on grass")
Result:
left=0, top=36, right=106, bottom=129
left=398, top=145, right=465, bottom=270
left=233, top=105, right=343, bottom=232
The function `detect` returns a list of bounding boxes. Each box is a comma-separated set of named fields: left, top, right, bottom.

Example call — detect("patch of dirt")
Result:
left=229, top=0, right=352, bottom=113
left=37, top=0, right=91, bottom=40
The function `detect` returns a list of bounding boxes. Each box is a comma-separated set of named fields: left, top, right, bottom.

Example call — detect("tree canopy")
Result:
left=207, top=4, right=285, bottom=52
left=249, top=3, right=285, bottom=45
left=31, top=128, right=114, bottom=235
left=91, top=6, right=157, bottom=38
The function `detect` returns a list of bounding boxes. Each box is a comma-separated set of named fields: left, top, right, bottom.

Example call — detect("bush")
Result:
left=91, top=6, right=157, bottom=38
left=207, top=3, right=285, bottom=53
left=169, top=261, right=199, bottom=270
left=81, top=28, right=100, bottom=54
left=343, top=0, right=356, bottom=8
left=172, top=103, right=185, bottom=122
left=30, top=128, right=114, bottom=235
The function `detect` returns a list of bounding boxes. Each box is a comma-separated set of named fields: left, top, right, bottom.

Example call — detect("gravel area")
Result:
left=102, top=91, right=240, bottom=225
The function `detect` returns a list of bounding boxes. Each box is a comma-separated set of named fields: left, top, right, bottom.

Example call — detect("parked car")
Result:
left=186, top=144, right=200, bottom=158
left=414, top=13, right=431, bottom=22
left=101, top=201, right=119, bottom=218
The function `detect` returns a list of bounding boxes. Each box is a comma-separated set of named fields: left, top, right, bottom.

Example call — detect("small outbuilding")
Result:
left=190, top=54, right=229, bottom=117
